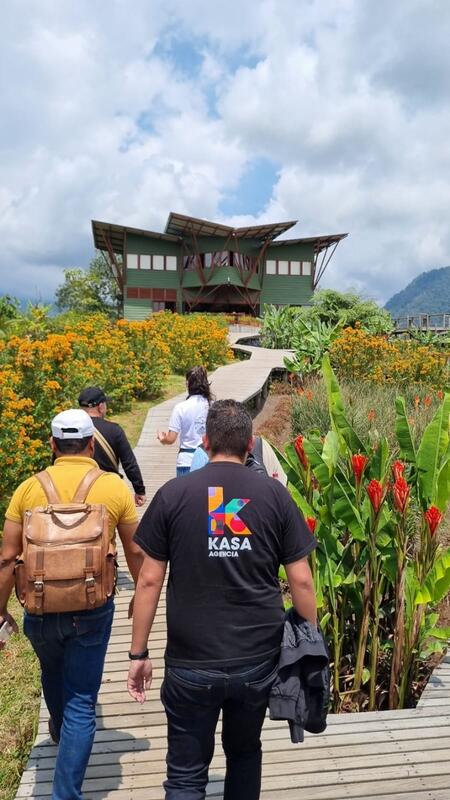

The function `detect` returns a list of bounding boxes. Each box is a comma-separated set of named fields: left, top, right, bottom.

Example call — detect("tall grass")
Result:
left=292, top=378, right=441, bottom=452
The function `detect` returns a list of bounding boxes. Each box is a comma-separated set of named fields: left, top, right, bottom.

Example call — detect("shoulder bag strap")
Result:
left=94, top=428, right=119, bottom=471
left=35, top=471, right=62, bottom=504
left=72, top=467, right=104, bottom=503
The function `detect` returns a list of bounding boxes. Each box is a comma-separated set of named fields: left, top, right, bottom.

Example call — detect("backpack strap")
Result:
left=93, top=428, right=119, bottom=471
left=72, top=467, right=104, bottom=503
left=35, top=471, right=62, bottom=504
left=251, top=435, right=264, bottom=465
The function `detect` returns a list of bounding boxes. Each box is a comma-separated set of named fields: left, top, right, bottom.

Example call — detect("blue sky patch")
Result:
left=219, top=156, right=279, bottom=216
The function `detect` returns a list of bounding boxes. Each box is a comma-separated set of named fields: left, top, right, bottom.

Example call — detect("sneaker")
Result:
left=48, top=718, right=60, bottom=745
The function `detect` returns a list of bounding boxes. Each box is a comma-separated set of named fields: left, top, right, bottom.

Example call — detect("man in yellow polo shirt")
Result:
left=0, top=409, right=142, bottom=800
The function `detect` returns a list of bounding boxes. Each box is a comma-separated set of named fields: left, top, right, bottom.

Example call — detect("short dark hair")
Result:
left=206, top=400, right=252, bottom=458
left=53, top=436, right=93, bottom=455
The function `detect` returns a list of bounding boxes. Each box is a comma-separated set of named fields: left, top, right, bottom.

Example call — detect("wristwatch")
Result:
left=128, top=648, right=149, bottom=660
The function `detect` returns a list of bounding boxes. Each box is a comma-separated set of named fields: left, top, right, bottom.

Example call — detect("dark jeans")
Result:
left=161, top=656, right=278, bottom=800
left=176, top=466, right=191, bottom=477
left=23, top=598, right=114, bottom=800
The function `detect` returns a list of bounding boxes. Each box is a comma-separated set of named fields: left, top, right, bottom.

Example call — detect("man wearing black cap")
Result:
left=78, top=386, right=146, bottom=507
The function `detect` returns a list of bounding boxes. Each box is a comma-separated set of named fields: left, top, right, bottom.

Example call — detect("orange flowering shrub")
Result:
left=330, top=327, right=449, bottom=387
left=147, top=312, right=232, bottom=373
left=0, top=311, right=231, bottom=518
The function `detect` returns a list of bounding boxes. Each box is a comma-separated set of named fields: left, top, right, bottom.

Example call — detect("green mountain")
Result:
left=385, top=266, right=450, bottom=317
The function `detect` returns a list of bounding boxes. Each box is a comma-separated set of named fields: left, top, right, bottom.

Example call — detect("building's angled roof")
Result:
left=164, top=212, right=297, bottom=241
left=93, top=216, right=348, bottom=255
left=164, top=212, right=234, bottom=238
left=92, top=220, right=179, bottom=254
left=270, top=233, right=349, bottom=253
left=234, top=221, right=297, bottom=240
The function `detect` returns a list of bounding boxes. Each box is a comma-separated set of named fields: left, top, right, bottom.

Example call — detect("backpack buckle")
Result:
left=85, top=576, right=96, bottom=588
left=34, top=580, right=44, bottom=593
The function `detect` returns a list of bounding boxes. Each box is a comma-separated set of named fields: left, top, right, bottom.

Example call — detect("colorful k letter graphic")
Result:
left=208, top=487, right=252, bottom=536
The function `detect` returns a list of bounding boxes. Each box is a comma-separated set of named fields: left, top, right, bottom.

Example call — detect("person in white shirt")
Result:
left=157, top=366, right=212, bottom=476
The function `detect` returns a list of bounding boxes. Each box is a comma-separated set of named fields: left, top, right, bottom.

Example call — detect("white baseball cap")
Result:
left=51, top=409, right=95, bottom=439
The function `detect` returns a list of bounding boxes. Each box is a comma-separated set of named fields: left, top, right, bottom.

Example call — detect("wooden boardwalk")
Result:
left=17, top=344, right=450, bottom=799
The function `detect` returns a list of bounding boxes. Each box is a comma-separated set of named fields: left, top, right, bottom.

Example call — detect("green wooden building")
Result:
left=92, top=212, right=347, bottom=319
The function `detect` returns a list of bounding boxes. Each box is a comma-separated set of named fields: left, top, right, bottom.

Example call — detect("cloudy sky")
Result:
left=1, top=0, right=449, bottom=305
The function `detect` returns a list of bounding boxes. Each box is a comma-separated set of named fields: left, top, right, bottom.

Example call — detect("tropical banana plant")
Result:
left=275, top=354, right=450, bottom=711
left=284, top=318, right=343, bottom=376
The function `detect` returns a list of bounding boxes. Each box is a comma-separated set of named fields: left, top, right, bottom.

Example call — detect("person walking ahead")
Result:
left=0, top=409, right=143, bottom=800
left=128, top=399, right=317, bottom=800
left=78, top=385, right=146, bottom=506
left=157, top=366, right=212, bottom=476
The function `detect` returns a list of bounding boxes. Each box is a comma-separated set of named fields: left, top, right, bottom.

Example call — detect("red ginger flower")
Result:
left=393, top=477, right=410, bottom=515
left=306, top=517, right=317, bottom=534
left=367, top=479, right=384, bottom=514
left=351, top=454, right=368, bottom=484
left=294, top=435, right=308, bottom=469
left=424, top=506, right=443, bottom=537
left=392, top=460, right=405, bottom=482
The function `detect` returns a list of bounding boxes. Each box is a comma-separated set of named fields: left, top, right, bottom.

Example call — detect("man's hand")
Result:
left=134, top=494, right=146, bottom=507
left=0, top=611, right=19, bottom=650
left=128, top=659, right=152, bottom=703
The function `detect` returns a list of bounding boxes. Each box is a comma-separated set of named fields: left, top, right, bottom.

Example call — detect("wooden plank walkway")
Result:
left=17, top=343, right=450, bottom=799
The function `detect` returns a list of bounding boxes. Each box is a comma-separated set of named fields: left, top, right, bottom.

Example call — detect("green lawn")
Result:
left=0, top=373, right=186, bottom=800
left=110, top=374, right=186, bottom=447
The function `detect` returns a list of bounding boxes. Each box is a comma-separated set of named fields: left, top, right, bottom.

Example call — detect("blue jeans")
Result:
left=161, top=656, right=278, bottom=800
left=176, top=466, right=191, bottom=477
left=23, top=598, right=114, bottom=800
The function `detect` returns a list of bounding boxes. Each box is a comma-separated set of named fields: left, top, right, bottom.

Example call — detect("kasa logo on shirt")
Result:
left=208, top=486, right=253, bottom=558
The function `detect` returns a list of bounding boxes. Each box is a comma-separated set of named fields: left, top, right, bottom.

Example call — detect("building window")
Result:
left=265, top=259, right=314, bottom=276
left=127, top=254, right=178, bottom=270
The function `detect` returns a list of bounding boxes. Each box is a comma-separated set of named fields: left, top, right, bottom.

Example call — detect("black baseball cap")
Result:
left=78, top=386, right=112, bottom=408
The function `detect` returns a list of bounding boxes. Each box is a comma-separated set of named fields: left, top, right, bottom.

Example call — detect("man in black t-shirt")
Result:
left=128, top=400, right=317, bottom=800
left=78, top=386, right=146, bottom=506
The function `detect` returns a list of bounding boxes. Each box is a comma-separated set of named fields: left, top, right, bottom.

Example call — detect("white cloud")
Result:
left=1, top=0, right=450, bottom=305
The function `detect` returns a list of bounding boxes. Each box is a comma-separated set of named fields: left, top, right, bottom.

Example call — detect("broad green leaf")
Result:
left=319, top=612, right=331, bottom=632
left=322, top=354, right=366, bottom=455
left=332, top=473, right=365, bottom=541
left=283, top=355, right=302, bottom=373
left=370, top=437, right=390, bottom=483
left=322, top=430, right=340, bottom=476
left=417, top=394, right=450, bottom=507
left=303, top=438, right=331, bottom=489
left=361, top=668, right=371, bottom=685
left=395, top=397, right=416, bottom=464
left=342, top=569, right=357, bottom=585
left=288, top=484, right=315, bottom=519
left=436, top=456, right=450, bottom=512
left=274, top=443, right=303, bottom=487
left=416, top=549, right=450, bottom=604
left=428, top=627, right=450, bottom=640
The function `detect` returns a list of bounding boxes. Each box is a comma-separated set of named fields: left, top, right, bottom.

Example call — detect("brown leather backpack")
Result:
left=15, top=467, right=116, bottom=615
